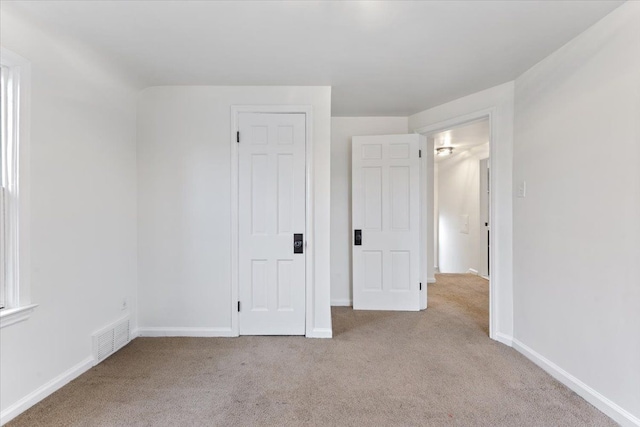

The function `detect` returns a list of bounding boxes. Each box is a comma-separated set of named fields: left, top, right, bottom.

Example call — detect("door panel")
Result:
left=363, top=167, right=383, bottom=230
left=390, top=166, right=410, bottom=230
left=352, top=134, right=421, bottom=311
left=391, top=251, right=411, bottom=290
left=363, top=251, right=383, bottom=291
left=239, top=113, right=306, bottom=335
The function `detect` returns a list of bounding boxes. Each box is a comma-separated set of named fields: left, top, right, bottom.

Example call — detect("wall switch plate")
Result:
left=460, top=214, right=469, bottom=234
left=517, top=181, right=527, bottom=198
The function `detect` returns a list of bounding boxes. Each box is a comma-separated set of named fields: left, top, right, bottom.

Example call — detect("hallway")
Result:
left=429, top=273, right=490, bottom=336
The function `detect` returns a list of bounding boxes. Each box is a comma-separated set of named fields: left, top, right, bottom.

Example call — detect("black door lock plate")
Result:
left=294, top=233, right=304, bottom=254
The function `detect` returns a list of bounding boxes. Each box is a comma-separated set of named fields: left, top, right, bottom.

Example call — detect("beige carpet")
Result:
left=9, top=274, right=615, bottom=426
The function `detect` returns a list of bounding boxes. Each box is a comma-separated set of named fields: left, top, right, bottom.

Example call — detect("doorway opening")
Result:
left=418, top=115, right=493, bottom=337
left=347, top=106, right=511, bottom=343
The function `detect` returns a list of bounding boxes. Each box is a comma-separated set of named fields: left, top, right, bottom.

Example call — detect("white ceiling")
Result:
left=432, top=118, right=489, bottom=162
left=3, top=1, right=623, bottom=116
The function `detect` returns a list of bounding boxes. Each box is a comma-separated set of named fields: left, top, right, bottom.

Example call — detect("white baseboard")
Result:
left=512, top=339, right=640, bottom=427
left=137, top=327, right=236, bottom=337
left=306, top=328, right=332, bottom=338
left=137, top=327, right=334, bottom=339
left=0, top=356, right=93, bottom=426
left=427, top=277, right=436, bottom=284
left=467, top=268, right=479, bottom=275
left=331, top=299, right=352, bottom=306
left=493, top=332, right=513, bottom=347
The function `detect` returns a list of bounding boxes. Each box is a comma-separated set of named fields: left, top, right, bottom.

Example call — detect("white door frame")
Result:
left=230, top=105, right=314, bottom=337
left=479, top=157, right=490, bottom=279
left=414, top=108, right=500, bottom=341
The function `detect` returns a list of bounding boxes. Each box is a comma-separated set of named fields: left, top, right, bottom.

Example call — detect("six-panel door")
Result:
left=238, top=113, right=306, bottom=335
left=352, top=134, right=421, bottom=311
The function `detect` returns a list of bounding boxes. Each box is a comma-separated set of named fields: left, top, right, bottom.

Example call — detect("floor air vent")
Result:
left=93, top=316, right=130, bottom=364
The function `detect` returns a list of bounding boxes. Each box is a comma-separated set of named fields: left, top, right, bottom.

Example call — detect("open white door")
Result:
left=352, top=134, right=422, bottom=311
left=238, top=113, right=306, bottom=335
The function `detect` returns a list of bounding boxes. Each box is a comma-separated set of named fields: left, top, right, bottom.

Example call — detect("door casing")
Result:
left=231, top=105, right=314, bottom=337
left=415, top=108, right=500, bottom=341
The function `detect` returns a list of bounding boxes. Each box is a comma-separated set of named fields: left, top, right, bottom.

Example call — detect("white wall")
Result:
left=409, top=82, right=514, bottom=343
left=437, top=144, right=489, bottom=274
left=513, top=2, right=640, bottom=423
left=330, top=117, right=408, bottom=305
left=137, top=86, right=332, bottom=337
left=0, top=6, right=138, bottom=421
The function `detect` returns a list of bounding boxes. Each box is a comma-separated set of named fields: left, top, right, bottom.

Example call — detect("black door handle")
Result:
left=354, top=229, right=362, bottom=246
left=294, top=233, right=304, bottom=254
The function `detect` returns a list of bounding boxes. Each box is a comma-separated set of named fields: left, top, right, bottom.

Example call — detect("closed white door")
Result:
left=352, top=134, right=421, bottom=311
left=238, top=113, right=306, bottom=335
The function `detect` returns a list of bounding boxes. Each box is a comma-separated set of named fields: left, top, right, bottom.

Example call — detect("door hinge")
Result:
left=419, top=282, right=422, bottom=290
left=419, top=149, right=422, bottom=158
left=236, top=131, right=240, bottom=143
left=237, top=301, right=241, bottom=312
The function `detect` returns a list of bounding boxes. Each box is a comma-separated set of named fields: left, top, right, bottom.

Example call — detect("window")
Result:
left=1, top=62, right=16, bottom=310
left=0, top=48, right=35, bottom=327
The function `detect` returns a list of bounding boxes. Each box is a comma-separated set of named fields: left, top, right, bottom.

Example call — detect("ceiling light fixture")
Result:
left=436, top=147, right=454, bottom=157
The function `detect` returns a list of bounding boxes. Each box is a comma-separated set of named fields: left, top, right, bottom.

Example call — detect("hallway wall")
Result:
left=513, top=2, right=640, bottom=423
left=437, top=144, right=489, bottom=274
